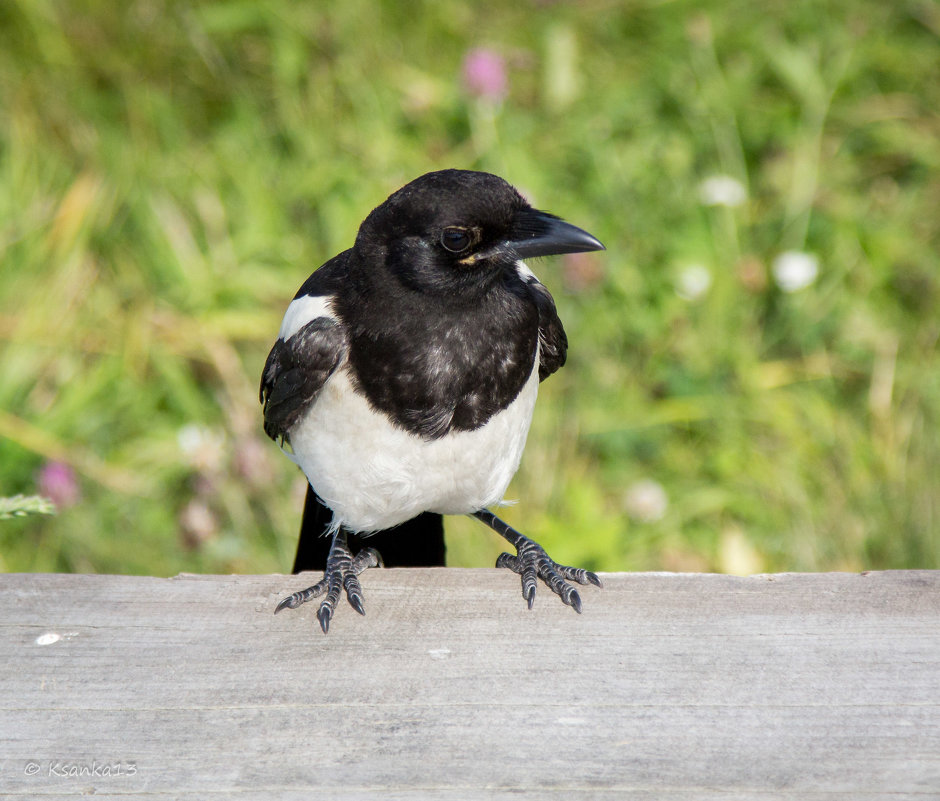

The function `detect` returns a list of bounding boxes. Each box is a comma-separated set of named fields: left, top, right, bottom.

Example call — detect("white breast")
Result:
left=287, top=362, right=540, bottom=533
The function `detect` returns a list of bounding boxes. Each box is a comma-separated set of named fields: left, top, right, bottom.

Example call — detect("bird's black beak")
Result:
left=466, top=209, right=605, bottom=264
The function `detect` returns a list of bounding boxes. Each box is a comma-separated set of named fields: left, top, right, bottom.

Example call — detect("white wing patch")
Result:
left=515, top=260, right=539, bottom=285
left=278, top=294, right=335, bottom=341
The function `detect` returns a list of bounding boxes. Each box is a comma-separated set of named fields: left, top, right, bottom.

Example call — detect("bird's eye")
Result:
left=440, top=227, right=472, bottom=253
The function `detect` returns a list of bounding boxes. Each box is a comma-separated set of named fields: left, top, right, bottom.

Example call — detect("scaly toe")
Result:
left=273, top=580, right=326, bottom=614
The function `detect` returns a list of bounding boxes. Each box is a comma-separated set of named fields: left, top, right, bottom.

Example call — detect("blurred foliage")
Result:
left=0, top=495, right=55, bottom=520
left=1, top=0, right=938, bottom=576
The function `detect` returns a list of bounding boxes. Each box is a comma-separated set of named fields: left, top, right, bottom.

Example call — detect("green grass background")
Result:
left=1, top=0, right=938, bottom=576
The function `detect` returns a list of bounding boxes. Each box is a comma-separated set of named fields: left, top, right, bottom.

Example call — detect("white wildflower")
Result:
left=623, top=479, right=668, bottom=523
left=698, top=175, right=747, bottom=207
left=675, top=263, right=712, bottom=301
left=772, top=251, right=818, bottom=293
left=177, top=424, right=226, bottom=472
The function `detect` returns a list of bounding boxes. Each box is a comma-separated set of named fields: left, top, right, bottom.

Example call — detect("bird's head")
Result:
left=352, top=169, right=604, bottom=298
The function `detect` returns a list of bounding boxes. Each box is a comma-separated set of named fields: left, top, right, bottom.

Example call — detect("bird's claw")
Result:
left=275, top=532, right=382, bottom=633
left=496, top=542, right=601, bottom=613
left=316, top=604, right=333, bottom=634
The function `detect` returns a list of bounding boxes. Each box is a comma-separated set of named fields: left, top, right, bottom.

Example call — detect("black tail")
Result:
left=292, top=485, right=447, bottom=573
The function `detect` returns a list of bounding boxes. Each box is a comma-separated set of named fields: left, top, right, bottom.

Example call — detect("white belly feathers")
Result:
left=288, top=363, right=538, bottom=532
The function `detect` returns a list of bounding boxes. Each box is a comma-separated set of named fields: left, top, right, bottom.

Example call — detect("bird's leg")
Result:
left=274, top=527, right=382, bottom=634
left=472, top=509, right=601, bottom=613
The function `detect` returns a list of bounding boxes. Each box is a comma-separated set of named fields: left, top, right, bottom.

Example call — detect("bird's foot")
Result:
left=275, top=529, right=382, bottom=633
left=472, top=509, right=601, bottom=612
left=496, top=541, right=601, bottom=613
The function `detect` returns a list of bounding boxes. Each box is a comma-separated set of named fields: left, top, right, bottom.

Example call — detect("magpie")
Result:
left=260, top=169, right=604, bottom=633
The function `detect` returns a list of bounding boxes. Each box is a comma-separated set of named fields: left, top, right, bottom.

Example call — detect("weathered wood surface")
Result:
left=1, top=570, right=938, bottom=800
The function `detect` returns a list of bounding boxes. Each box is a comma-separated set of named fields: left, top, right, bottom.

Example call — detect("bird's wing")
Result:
left=260, top=317, right=348, bottom=443
left=514, top=264, right=568, bottom=381
left=260, top=254, right=350, bottom=444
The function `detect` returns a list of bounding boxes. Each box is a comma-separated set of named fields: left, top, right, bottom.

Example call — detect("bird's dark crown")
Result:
left=364, top=169, right=528, bottom=244
left=351, top=170, right=527, bottom=295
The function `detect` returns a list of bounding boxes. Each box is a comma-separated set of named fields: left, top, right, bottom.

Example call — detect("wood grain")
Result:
left=1, top=570, right=938, bottom=799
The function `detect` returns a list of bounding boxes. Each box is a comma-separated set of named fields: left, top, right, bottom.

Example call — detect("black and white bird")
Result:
left=260, top=169, right=604, bottom=633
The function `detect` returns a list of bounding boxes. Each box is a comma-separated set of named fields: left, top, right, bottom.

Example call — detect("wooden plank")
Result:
left=1, top=570, right=938, bottom=799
